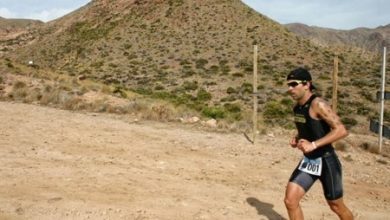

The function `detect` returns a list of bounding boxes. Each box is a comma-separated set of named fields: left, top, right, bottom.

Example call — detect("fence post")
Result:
left=379, top=47, right=387, bottom=153
left=332, top=56, right=338, bottom=112
left=253, top=45, right=258, bottom=144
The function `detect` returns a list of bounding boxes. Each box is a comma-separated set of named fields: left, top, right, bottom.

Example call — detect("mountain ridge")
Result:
left=285, top=22, right=390, bottom=53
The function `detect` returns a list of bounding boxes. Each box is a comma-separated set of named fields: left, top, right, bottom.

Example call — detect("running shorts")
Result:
left=289, top=151, right=343, bottom=200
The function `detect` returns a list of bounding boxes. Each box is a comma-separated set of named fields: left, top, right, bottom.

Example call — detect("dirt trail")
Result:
left=0, top=102, right=389, bottom=220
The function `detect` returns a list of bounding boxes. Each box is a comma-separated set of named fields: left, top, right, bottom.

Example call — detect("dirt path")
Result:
left=0, top=102, right=389, bottom=220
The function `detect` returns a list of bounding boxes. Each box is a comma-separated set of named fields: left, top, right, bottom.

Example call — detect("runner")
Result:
left=284, top=67, right=354, bottom=220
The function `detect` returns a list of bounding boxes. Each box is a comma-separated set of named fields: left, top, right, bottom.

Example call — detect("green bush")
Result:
left=263, top=101, right=288, bottom=119
left=226, top=87, right=236, bottom=94
left=357, top=106, right=371, bottom=116
left=207, top=65, right=219, bottom=75
left=232, top=72, right=244, bottom=78
left=240, top=83, right=253, bottom=94
left=154, top=85, right=165, bottom=90
left=220, top=96, right=236, bottom=102
left=341, top=117, right=358, bottom=129
left=263, top=100, right=292, bottom=127
left=223, top=103, right=241, bottom=113
left=195, top=58, right=208, bottom=69
left=6, top=62, right=14, bottom=68
left=197, top=88, right=212, bottom=101
left=112, top=87, right=128, bottom=98
left=202, top=107, right=225, bottom=119
left=280, top=98, right=293, bottom=106
left=183, top=81, right=198, bottom=90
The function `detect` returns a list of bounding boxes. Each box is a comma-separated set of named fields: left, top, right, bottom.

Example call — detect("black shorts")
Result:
left=289, top=151, right=343, bottom=200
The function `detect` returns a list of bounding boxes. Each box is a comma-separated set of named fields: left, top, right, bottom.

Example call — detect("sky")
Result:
left=0, top=0, right=90, bottom=22
left=0, top=0, right=389, bottom=30
left=242, top=0, right=389, bottom=30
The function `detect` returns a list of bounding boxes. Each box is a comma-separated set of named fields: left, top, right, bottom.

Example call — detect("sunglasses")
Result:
left=287, top=80, right=306, bottom=88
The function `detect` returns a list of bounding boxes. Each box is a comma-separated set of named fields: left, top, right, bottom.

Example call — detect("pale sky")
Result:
left=242, top=0, right=389, bottom=30
left=0, top=0, right=389, bottom=30
left=0, top=0, right=90, bottom=22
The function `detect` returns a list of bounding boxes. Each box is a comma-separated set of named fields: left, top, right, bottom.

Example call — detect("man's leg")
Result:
left=284, top=182, right=305, bottom=220
left=327, top=198, right=354, bottom=220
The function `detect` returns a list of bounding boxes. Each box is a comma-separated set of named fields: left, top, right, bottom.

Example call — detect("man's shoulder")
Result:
left=310, top=96, right=333, bottom=115
left=311, top=96, right=328, bottom=106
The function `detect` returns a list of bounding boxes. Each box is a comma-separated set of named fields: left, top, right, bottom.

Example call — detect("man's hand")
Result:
left=297, top=139, right=316, bottom=153
left=290, top=136, right=298, bottom=148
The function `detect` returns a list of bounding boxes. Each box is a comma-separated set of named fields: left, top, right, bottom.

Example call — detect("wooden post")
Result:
left=332, top=56, right=338, bottom=112
left=379, top=47, right=387, bottom=153
left=253, top=45, right=258, bottom=144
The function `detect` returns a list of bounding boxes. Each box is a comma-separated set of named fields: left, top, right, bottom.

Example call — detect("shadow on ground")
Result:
left=246, top=197, right=286, bottom=220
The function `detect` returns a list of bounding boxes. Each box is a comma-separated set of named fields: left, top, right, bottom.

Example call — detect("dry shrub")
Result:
left=358, top=142, right=379, bottom=154
left=9, top=87, right=28, bottom=100
left=334, top=140, right=349, bottom=152
left=343, top=154, right=354, bottom=162
left=143, top=104, right=176, bottom=122
left=25, top=88, right=42, bottom=103
left=39, top=89, right=61, bottom=105
left=100, top=85, right=112, bottom=94
left=126, top=100, right=148, bottom=113
left=13, top=81, right=27, bottom=89
left=90, top=100, right=110, bottom=112
left=63, top=97, right=87, bottom=111
left=345, top=134, right=379, bottom=154
left=377, top=158, right=388, bottom=165
left=9, top=81, right=28, bottom=100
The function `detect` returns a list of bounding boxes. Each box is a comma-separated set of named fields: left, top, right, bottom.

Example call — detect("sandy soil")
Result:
left=0, top=101, right=389, bottom=220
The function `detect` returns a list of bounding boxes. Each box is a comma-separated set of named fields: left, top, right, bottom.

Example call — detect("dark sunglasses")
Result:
left=287, top=80, right=306, bottom=88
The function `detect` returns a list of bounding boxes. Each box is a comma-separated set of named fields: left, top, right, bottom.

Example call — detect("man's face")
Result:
left=287, top=80, right=307, bottom=100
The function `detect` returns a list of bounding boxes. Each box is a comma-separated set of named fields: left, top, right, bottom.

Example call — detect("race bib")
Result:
left=298, top=156, right=322, bottom=176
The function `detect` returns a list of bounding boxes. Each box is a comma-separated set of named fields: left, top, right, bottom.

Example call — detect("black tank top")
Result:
left=294, top=94, right=334, bottom=158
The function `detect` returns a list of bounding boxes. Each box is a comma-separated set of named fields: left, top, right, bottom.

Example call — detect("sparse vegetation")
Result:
left=1, top=0, right=388, bottom=137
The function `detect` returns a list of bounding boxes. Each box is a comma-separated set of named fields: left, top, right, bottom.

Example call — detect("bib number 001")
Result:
left=298, top=156, right=322, bottom=176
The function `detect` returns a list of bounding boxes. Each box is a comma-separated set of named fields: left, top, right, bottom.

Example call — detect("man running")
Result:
left=284, top=67, right=354, bottom=220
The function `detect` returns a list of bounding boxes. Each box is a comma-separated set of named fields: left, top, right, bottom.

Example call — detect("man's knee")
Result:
left=284, top=196, right=299, bottom=210
left=327, top=199, right=345, bottom=213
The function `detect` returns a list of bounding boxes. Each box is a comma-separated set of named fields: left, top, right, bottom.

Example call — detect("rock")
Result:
left=189, top=116, right=200, bottom=123
left=180, top=116, right=200, bottom=123
left=267, top=133, right=275, bottom=138
left=205, top=119, right=217, bottom=127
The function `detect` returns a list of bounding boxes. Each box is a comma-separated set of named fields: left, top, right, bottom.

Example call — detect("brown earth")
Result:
left=0, top=101, right=389, bottom=220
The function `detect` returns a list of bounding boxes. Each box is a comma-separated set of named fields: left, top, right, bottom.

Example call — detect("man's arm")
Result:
left=297, top=98, right=348, bottom=153
left=311, top=97, right=348, bottom=147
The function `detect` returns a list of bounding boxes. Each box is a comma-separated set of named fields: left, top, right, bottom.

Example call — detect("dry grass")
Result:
left=358, top=142, right=380, bottom=154
left=0, top=69, right=207, bottom=126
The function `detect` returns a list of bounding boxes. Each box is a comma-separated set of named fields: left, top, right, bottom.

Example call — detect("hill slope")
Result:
left=2, top=0, right=388, bottom=132
left=0, top=17, right=43, bottom=56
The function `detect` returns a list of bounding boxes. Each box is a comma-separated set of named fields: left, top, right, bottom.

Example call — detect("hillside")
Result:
left=0, top=17, right=43, bottom=56
left=0, top=16, right=43, bottom=37
left=1, top=0, right=389, bottom=134
left=285, top=23, right=390, bottom=53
